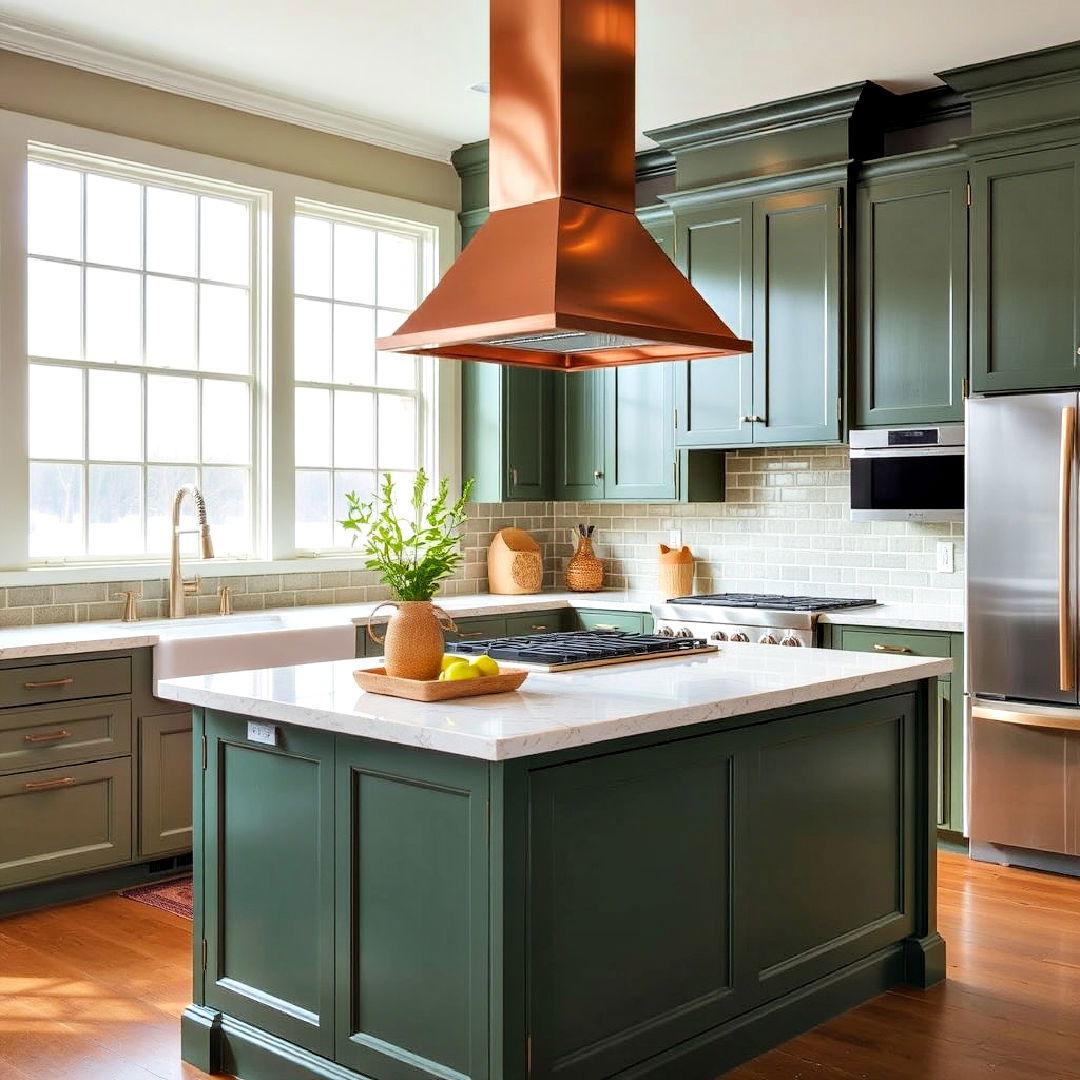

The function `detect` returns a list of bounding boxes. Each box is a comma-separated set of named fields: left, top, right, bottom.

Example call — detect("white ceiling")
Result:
left=2, top=0, right=1080, bottom=160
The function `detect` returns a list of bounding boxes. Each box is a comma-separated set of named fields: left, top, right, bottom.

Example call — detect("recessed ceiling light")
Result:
left=469, top=81, right=490, bottom=95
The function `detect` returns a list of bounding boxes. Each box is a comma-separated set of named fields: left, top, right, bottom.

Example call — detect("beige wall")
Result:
left=0, top=50, right=459, bottom=210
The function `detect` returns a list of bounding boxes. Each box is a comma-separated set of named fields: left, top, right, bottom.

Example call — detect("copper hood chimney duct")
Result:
left=377, top=0, right=752, bottom=371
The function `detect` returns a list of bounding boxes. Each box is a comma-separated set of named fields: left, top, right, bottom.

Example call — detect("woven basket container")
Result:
left=565, top=537, right=604, bottom=592
left=487, top=527, right=544, bottom=594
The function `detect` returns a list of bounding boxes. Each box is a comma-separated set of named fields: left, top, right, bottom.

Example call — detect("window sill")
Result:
left=0, top=556, right=366, bottom=587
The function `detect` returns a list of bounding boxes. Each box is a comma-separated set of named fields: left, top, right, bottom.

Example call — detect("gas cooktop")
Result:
left=667, top=593, right=879, bottom=613
left=448, top=630, right=717, bottom=671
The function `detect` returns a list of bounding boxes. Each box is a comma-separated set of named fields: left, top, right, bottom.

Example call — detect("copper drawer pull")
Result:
left=22, top=677, right=75, bottom=690
left=873, top=643, right=912, bottom=655
left=593, top=623, right=619, bottom=631
left=23, top=777, right=76, bottom=792
left=24, top=730, right=72, bottom=744
left=456, top=631, right=488, bottom=639
left=530, top=624, right=549, bottom=631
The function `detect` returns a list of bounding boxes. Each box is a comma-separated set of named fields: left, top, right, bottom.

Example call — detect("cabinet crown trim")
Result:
left=662, top=162, right=850, bottom=210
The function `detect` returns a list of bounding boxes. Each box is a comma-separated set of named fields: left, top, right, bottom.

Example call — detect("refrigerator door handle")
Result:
left=972, top=703, right=1080, bottom=734
left=1061, top=405, right=1077, bottom=692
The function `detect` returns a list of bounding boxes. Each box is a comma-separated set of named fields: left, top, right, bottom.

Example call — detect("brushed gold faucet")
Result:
left=169, top=484, right=214, bottom=619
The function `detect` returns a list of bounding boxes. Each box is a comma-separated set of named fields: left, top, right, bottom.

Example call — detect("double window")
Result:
left=11, top=134, right=448, bottom=571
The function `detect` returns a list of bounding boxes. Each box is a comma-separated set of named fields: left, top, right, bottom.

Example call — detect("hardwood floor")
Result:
left=0, top=852, right=1076, bottom=1079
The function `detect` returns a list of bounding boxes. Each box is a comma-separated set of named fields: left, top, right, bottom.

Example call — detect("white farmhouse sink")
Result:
left=151, top=616, right=356, bottom=689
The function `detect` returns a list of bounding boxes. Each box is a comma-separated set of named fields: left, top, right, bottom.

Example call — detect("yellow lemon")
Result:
left=472, top=655, right=500, bottom=677
left=443, top=661, right=480, bottom=681
left=441, top=654, right=469, bottom=672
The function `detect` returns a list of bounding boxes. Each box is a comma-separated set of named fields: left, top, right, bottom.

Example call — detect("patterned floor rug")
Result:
left=119, top=875, right=193, bottom=920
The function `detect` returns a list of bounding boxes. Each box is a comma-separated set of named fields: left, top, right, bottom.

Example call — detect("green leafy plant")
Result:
left=339, top=470, right=475, bottom=601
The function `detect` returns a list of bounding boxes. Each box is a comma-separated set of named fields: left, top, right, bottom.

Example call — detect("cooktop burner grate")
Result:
left=666, top=594, right=878, bottom=612
left=448, top=630, right=711, bottom=667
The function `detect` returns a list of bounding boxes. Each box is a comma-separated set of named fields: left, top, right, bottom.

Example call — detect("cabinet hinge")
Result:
left=201, top=734, right=207, bottom=771
left=200, top=939, right=207, bottom=971
left=962, top=377, right=970, bottom=399
left=965, top=180, right=972, bottom=207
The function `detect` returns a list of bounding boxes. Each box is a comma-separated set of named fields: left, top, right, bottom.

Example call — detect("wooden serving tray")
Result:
left=354, top=666, right=528, bottom=702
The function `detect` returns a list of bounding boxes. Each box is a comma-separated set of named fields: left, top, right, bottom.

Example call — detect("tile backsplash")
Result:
left=0, top=446, right=963, bottom=628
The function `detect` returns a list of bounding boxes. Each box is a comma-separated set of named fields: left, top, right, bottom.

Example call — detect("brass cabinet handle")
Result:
left=873, top=643, right=912, bottom=655
left=593, top=623, right=618, bottom=631
left=593, top=469, right=603, bottom=481
left=23, top=777, right=76, bottom=792
left=456, top=631, right=487, bottom=639
left=509, top=467, right=519, bottom=486
left=1061, top=406, right=1076, bottom=691
left=22, top=677, right=74, bottom=690
left=973, top=704, right=1080, bottom=733
left=530, top=624, right=549, bottom=631
left=24, top=730, right=72, bottom=743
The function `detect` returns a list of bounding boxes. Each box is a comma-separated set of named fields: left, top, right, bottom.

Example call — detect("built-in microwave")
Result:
left=849, top=425, right=964, bottom=522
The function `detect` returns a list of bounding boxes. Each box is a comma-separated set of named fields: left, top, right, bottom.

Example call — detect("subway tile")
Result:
left=53, top=583, right=108, bottom=604
left=6, top=586, right=53, bottom=607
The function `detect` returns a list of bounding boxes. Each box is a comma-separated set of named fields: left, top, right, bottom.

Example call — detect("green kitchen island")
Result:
left=157, top=642, right=950, bottom=1080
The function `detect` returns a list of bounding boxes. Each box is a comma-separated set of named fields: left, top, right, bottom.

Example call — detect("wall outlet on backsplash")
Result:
left=936, top=542, right=955, bottom=574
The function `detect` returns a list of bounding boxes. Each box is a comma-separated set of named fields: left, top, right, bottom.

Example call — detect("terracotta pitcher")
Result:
left=367, top=601, right=457, bottom=680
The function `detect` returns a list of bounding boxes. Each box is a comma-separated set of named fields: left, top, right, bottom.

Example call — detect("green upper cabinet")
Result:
left=855, top=165, right=969, bottom=427
left=462, top=363, right=554, bottom=501
left=554, top=370, right=605, bottom=500
left=674, top=200, right=754, bottom=447
left=604, top=362, right=678, bottom=500
left=752, top=188, right=842, bottom=445
left=670, top=185, right=843, bottom=449
left=970, top=144, right=1080, bottom=393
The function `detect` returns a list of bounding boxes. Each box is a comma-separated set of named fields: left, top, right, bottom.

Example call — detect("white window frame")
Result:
left=0, top=108, right=458, bottom=586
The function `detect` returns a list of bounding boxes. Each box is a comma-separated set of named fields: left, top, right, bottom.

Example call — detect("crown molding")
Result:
left=0, top=17, right=457, bottom=163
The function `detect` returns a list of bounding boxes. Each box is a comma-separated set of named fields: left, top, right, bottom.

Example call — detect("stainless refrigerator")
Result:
left=967, top=393, right=1080, bottom=872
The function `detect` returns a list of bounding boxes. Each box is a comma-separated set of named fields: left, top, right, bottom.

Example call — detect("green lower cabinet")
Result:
left=829, top=625, right=965, bottom=834
left=970, top=144, right=1080, bottom=393
left=188, top=682, right=941, bottom=1080
left=855, top=165, right=969, bottom=427
left=574, top=609, right=653, bottom=635
left=138, top=711, right=193, bottom=857
left=202, top=714, right=336, bottom=1056
left=334, top=740, right=490, bottom=1080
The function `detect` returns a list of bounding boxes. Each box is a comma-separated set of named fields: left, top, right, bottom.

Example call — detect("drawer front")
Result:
left=0, top=657, right=131, bottom=710
left=838, top=628, right=952, bottom=661
left=0, top=758, right=132, bottom=889
left=575, top=610, right=649, bottom=635
left=505, top=611, right=567, bottom=636
left=0, top=698, right=132, bottom=775
left=445, top=616, right=508, bottom=643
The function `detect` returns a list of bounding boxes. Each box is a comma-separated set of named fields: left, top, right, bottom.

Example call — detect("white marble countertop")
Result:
left=0, top=591, right=963, bottom=662
left=156, top=644, right=952, bottom=761
left=818, top=604, right=964, bottom=633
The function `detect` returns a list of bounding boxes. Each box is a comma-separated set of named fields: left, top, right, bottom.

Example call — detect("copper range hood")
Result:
left=376, top=0, right=752, bottom=371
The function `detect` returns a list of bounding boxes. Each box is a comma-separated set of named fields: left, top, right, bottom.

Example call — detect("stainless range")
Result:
left=651, top=594, right=880, bottom=648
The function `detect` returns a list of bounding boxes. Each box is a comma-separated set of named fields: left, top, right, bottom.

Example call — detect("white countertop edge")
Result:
left=156, top=653, right=952, bottom=762
left=818, top=606, right=965, bottom=633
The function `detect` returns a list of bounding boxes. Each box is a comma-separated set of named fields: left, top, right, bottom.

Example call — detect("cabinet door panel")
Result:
left=676, top=202, right=754, bottom=447
left=0, top=758, right=131, bottom=888
left=753, top=189, right=841, bottom=445
left=139, top=711, right=193, bottom=857
left=505, top=368, right=554, bottom=498
left=528, top=735, right=741, bottom=1080
left=971, top=147, right=1080, bottom=392
left=856, top=169, right=968, bottom=427
left=203, top=714, right=335, bottom=1056
left=554, top=370, right=605, bottom=499
left=604, top=363, right=676, bottom=500
left=335, top=740, right=489, bottom=1080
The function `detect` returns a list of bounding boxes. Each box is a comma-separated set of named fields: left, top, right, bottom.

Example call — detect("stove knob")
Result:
left=709, top=631, right=728, bottom=642
left=758, top=633, right=779, bottom=645
left=780, top=636, right=803, bottom=647
left=656, top=626, right=675, bottom=638
left=729, top=632, right=750, bottom=643
left=675, top=627, right=694, bottom=639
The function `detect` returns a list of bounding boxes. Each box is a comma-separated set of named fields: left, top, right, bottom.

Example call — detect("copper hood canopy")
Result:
left=377, top=0, right=752, bottom=371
